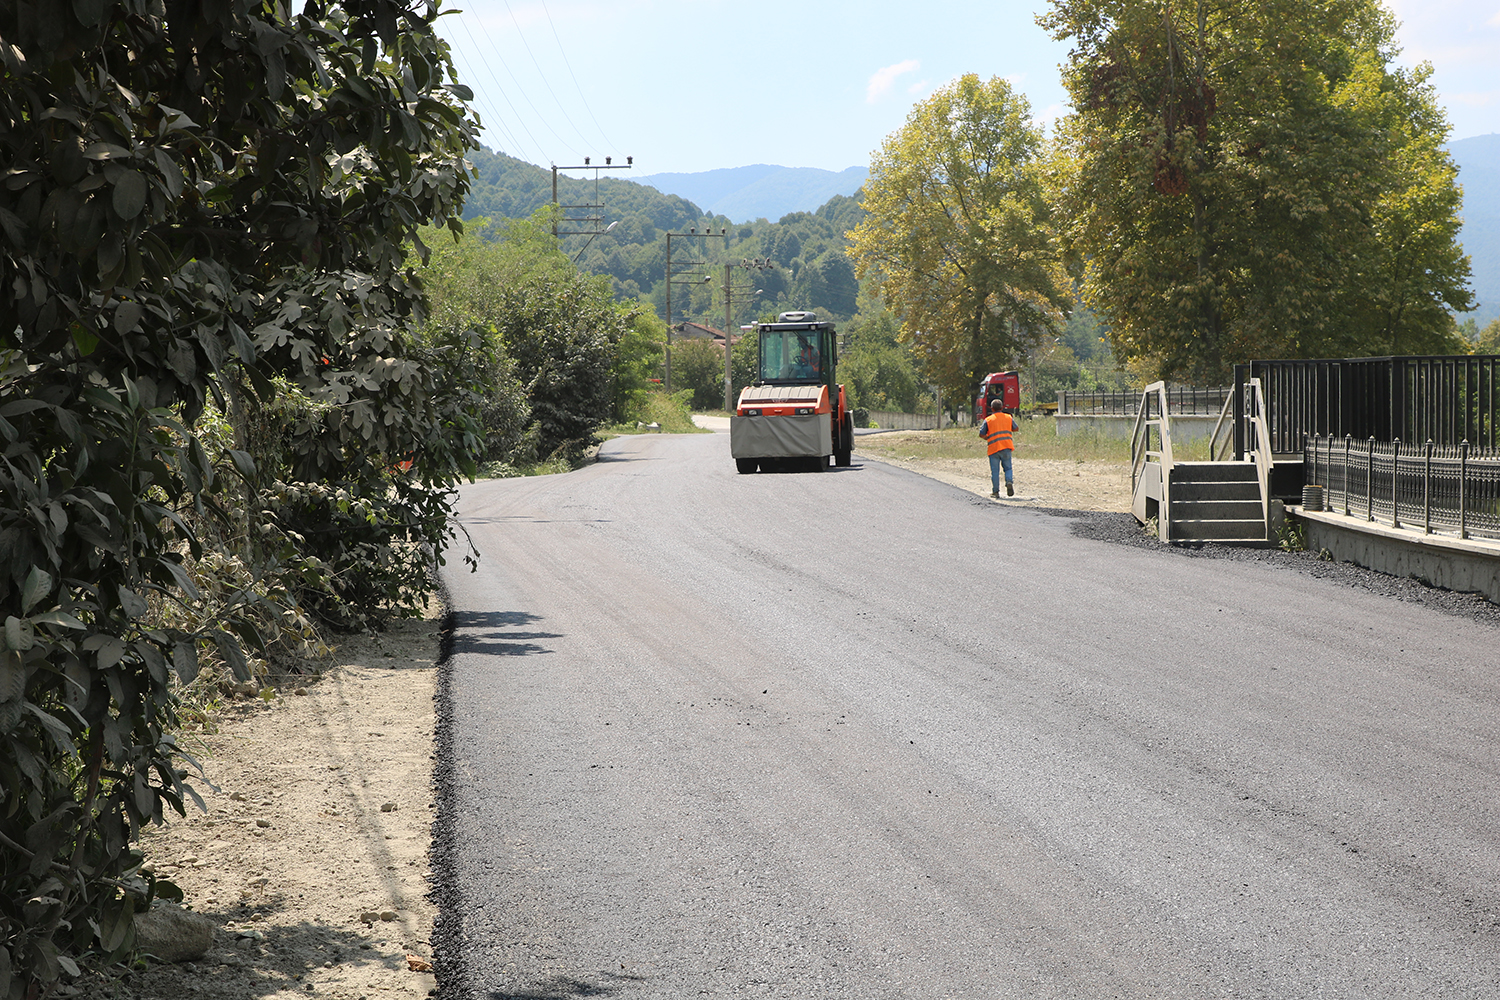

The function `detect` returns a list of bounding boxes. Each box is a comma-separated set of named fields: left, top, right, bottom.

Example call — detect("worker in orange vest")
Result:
left=979, top=398, right=1017, bottom=498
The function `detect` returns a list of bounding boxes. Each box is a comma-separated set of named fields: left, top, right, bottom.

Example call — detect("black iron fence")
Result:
left=1237, top=357, right=1500, bottom=457
left=1304, top=434, right=1500, bottom=541
left=1059, top=386, right=1230, bottom=416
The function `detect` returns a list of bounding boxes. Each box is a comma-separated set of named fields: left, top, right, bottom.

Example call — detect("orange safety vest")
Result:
left=982, top=412, right=1015, bottom=455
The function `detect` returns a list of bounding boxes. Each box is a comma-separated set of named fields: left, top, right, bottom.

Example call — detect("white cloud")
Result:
left=1488, top=7, right=1500, bottom=26
left=867, top=60, right=920, bottom=104
left=907, top=79, right=931, bottom=95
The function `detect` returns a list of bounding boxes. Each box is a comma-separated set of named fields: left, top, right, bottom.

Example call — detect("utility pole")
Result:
left=663, top=227, right=726, bottom=392
left=722, top=258, right=775, bottom=411
left=551, top=156, right=632, bottom=245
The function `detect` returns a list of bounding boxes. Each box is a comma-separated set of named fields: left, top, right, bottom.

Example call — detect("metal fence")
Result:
left=1238, top=357, right=1500, bottom=457
left=1303, top=434, right=1500, bottom=541
left=1059, top=386, right=1230, bottom=416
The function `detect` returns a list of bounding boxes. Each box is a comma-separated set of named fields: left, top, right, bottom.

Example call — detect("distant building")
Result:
left=675, top=322, right=739, bottom=351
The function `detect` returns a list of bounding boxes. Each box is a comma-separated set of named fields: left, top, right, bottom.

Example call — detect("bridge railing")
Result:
left=1304, top=434, right=1500, bottom=541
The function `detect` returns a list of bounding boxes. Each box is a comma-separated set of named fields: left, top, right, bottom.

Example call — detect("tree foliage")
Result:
left=418, top=211, right=650, bottom=459
left=1042, top=0, right=1473, bottom=381
left=0, top=0, right=479, bottom=990
left=846, top=74, right=1070, bottom=404
left=671, top=338, right=729, bottom=412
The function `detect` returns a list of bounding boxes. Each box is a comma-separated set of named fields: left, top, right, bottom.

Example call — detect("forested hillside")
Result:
left=463, top=147, right=865, bottom=326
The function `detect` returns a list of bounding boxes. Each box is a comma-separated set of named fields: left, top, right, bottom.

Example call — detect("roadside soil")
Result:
left=857, top=429, right=1134, bottom=511
left=78, top=615, right=446, bottom=1000
left=79, top=437, right=1125, bottom=1000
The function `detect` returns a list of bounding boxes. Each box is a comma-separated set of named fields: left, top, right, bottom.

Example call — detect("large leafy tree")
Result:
left=418, top=211, right=654, bottom=457
left=846, top=74, right=1070, bottom=403
left=0, top=0, right=477, bottom=990
left=1041, top=0, right=1472, bottom=381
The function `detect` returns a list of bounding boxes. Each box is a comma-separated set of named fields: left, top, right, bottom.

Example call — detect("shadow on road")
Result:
left=440, top=611, right=561, bottom=659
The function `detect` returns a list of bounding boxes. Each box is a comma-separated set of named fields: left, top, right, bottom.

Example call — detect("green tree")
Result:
left=1475, top=319, right=1500, bottom=355
left=1042, top=0, right=1472, bottom=381
left=847, top=74, right=1070, bottom=405
left=840, top=307, right=922, bottom=412
left=0, top=0, right=477, bottom=989
left=495, top=274, right=639, bottom=460
left=673, top=338, right=729, bottom=411
left=614, top=311, right=667, bottom=424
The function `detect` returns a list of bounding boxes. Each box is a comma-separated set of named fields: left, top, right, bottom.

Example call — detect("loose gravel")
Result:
left=1053, top=505, right=1500, bottom=627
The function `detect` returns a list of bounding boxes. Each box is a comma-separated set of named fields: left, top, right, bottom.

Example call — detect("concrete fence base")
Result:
left=866, top=410, right=968, bottom=431
left=1296, top=508, right=1500, bottom=605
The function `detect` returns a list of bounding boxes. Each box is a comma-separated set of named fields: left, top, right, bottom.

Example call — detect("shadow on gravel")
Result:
left=485, top=971, right=648, bottom=999
left=442, top=611, right=561, bottom=659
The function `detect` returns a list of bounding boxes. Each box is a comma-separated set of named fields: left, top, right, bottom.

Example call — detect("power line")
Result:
left=454, top=2, right=584, bottom=160
left=450, top=11, right=545, bottom=163
left=539, top=0, right=618, bottom=152
left=500, top=0, right=594, bottom=153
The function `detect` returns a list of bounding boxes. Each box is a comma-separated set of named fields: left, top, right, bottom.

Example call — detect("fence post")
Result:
left=1460, top=439, right=1469, bottom=540
left=1367, top=437, right=1375, bottom=522
left=1392, top=438, right=1401, bottom=529
left=1350, top=434, right=1362, bottom=515
left=1424, top=438, right=1433, bottom=535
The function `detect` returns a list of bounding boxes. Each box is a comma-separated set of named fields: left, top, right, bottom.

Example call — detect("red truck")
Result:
left=974, top=371, right=1021, bottom=423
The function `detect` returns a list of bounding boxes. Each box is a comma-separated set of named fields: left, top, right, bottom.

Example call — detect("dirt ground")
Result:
left=77, top=615, right=446, bottom=1000
left=857, top=430, right=1134, bottom=512
left=80, top=435, right=1127, bottom=1000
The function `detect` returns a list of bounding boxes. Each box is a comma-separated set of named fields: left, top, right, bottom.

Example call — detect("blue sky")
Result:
left=439, top=1, right=1500, bottom=177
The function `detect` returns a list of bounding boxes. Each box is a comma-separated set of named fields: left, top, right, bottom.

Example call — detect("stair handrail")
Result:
left=1208, top=389, right=1235, bottom=462
left=1244, top=377, right=1274, bottom=532
left=1131, top=382, right=1175, bottom=538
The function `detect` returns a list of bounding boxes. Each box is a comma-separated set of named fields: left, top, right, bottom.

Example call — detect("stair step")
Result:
left=1169, top=499, right=1263, bottom=519
left=1170, top=462, right=1258, bottom=483
left=1171, top=481, right=1262, bottom=502
left=1169, top=518, right=1268, bottom=541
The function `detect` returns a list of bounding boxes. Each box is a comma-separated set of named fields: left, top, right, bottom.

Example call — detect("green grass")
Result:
left=602, top=391, right=708, bottom=436
left=860, top=417, right=1130, bottom=465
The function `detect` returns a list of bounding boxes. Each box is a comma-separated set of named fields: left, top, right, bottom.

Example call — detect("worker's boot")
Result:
left=1006, top=482, right=1014, bottom=496
left=991, top=489, right=999, bottom=499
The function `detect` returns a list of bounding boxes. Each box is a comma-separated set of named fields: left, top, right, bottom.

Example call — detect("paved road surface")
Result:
left=437, top=429, right=1500, bottom=999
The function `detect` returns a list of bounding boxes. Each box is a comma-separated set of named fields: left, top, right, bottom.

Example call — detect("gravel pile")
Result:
left=1053, top=508, right=1500, bottom=627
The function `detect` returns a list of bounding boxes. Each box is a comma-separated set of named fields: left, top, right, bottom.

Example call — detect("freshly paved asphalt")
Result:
left=436, top=429, right=1500, bottom=999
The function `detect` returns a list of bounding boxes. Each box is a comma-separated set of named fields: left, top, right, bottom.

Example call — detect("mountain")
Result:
left=1451, top=134, right=1500, bottom=325
left=635, top=165, right=868, bottom=223
left=455, top=148, right=867, bottom=323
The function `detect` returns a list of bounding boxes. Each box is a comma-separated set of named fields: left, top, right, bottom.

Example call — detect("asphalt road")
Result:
left=435, top=429, right=1500, bottom=1000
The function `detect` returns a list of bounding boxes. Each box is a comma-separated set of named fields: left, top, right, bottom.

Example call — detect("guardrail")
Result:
left=1304, top=434, right=1500, bottom=541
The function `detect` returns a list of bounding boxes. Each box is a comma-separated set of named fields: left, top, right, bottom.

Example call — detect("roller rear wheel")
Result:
left=735, top=458, right=758, bottom=474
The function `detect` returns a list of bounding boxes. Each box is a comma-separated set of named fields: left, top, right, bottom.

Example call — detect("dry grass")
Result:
left=858, top=416, right=1218, bottom=467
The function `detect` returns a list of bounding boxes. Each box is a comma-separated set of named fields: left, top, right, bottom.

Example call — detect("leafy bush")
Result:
left=0, top=0, right=480, bottom=991
left=673, top=338, right=730, bottom=411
